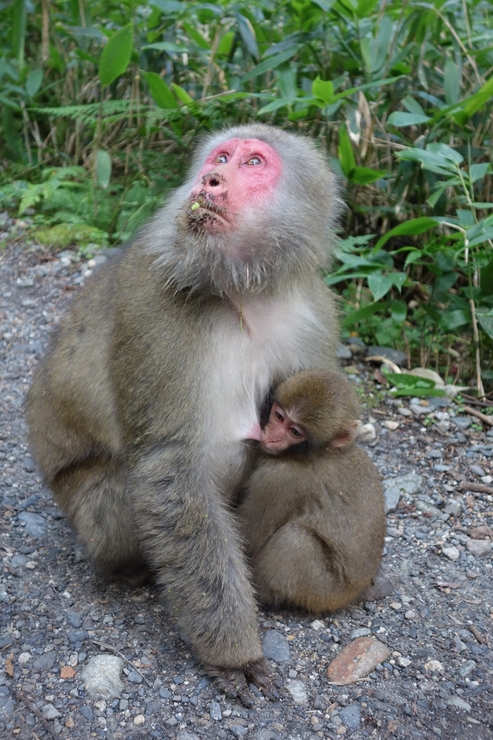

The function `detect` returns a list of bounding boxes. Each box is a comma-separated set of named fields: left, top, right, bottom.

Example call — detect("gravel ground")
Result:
left=1, top=232, right=492, bottom=740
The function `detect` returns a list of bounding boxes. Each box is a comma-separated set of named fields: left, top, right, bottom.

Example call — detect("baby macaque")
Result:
left=238, top=370, right=386, bottom=612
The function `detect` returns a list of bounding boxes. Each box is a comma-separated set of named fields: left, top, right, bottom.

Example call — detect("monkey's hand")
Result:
left=205, top=658, right=278, bottom=707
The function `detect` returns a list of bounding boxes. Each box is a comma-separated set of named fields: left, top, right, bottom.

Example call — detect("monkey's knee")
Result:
left=53, top=457, right=143, bottom=578
left=251, top=524, right=368, bottom=613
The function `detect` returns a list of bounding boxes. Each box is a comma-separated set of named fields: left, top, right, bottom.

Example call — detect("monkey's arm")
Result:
left=127, top=444, right=274, bottom=700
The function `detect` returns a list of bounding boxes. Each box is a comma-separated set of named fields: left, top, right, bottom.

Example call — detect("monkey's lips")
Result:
left=187, top=200, right=230, bottom=230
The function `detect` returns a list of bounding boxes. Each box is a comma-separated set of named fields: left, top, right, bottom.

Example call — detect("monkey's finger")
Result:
left=204, top=665, right=256, bottom=707
left=244, top=658, right=280, bottom=701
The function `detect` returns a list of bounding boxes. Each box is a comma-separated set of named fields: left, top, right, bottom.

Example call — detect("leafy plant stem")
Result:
left=469, top=297, right=485, bottom=397
left=434, top=8, right=482, bottom=86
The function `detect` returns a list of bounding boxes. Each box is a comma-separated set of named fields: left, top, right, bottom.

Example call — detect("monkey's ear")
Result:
left=330, top=421, right=358, bottom=449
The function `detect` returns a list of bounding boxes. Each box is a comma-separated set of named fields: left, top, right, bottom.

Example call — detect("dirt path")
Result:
left=1, top=240, right=492, bottom=740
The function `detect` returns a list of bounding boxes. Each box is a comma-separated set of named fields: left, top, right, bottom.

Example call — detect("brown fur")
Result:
left=26, top=125, right=341, bottom=691
left=237, top=370, right=386, bottom=612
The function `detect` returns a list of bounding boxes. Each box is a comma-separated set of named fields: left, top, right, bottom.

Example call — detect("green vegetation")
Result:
left=1, top=0, right=492, bottom=392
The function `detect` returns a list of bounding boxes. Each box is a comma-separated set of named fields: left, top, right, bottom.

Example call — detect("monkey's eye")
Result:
left=245, top=156, right=263, bottom=166
left=215, top=153, right=228, bottom=164
left=289, top=426, right=303, bottom=438
left=274, top=408, right=285, bottom=423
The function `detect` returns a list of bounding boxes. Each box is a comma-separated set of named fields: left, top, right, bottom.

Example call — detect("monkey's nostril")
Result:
left=209, top=177, right=220, bottom=187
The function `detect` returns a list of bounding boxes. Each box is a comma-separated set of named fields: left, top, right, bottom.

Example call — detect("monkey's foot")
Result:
left=205, top=658, right=278, bottom=707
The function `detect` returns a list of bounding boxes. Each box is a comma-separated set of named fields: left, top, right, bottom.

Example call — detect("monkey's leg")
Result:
left=52, top=456, right=145, bottom=581
left=251, top=523, right=367, bottom=613
left=127, top=447, right=266, bottom=675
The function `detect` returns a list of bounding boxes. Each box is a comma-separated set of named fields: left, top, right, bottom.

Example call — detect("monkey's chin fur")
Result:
left=152, top=202, right=323, bottom=298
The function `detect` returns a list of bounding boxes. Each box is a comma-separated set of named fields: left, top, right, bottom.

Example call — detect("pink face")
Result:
left=260, top=403, right=307, bottom=454
left=188, top=138, right=282, bottom=231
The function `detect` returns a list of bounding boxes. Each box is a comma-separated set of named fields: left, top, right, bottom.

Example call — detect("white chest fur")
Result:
left=203, top=289, right=329, bottom=488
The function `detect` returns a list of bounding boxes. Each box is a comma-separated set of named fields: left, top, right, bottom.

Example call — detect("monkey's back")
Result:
left=239, top=443, right=386, bottom=606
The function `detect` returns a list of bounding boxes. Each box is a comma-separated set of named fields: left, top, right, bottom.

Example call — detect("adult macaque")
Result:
left=238, top=370, right=386, bottom=612
left=26, top=125, right=341, bottom=701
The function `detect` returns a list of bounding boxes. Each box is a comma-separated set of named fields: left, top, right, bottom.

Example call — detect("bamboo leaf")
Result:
left=99, top=23, right=133, bottom=87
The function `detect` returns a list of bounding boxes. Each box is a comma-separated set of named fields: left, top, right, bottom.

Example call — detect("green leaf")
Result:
left=349, top=166, right=387, bottom=185
left=342, top=301, right=383, bottom=328
left=444, top=57, right=460, bottom=105
left=477, top=310, right=493, bottom=339
left=171, top=83, right=194, bottom=105
left=438, top=308, right=470, bottom=331
left=217, top=31, right=235, bottom=57
left=143, top=42, right=184, bottom=53
left=397, top=148, right=455, bottom=176
left=404, top=250, right=423, bottom=267
left=388, top=112, right=431, bottom=127
left=151, top=0, right=184, bottom=13
left=95, top=150, right=111, bottom=189
left=312, top=76, right=333, bottom=104
left=402, top=95, right=426, bottom=116
left=428, top=142, right=463, bottom=166
left=99, top=23, right=133, bottom=87
left=338, top=125, right=356, bottom=178
left=374, top=217, right=437, bottom=251
left=382, top=371, right=446, bottom=398
left=462, top=76, right=493, bottom=117
left=470, top=163, right=492, bottom=184
left=368, top=273, right=394, bottom=301
left=480, top=261, right=493, bottom=297
left=142, top=72, right=177, bottom=109
left=242, top=48, right=294, bottom=82
left=26, top=68, right=43, bottom=97
left=236, top=12, right=258, bottom=60
left=182, top=22, right=210, bottom=50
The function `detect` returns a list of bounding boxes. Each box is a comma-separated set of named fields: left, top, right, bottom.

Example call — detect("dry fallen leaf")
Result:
left=326, top=636, right=390, bottom=685
left=5, top=653, right=14, bottom=677
left=60, top=665, right=76, bottom=679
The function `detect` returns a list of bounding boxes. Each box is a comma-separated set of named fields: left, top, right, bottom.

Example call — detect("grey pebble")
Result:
left=209, top=700, right=222, bottom=720
left=416, top=500, right=442, bottom=517
left=68, top=629, right=89, bottom=644
left=452, top=416, right=472, bottom=430
left=336, top=344, right=352, bottom=360
left=176, top=733, right=200, bottom=740
left=42, top=704, right=61, bottom=720
left=256, top=731, right=280, bottom=740
left=262, top=630, right=290, bottom=662
left=81, top=654, right=124, bottom=699
left=17, top=277, right=35, bottom=287
left=382, top=473, right=423, bottom=496
left=458, top=660, right=476, bottom=677
left=287, top=679, right=308, bottom=704
left=384, top=487, right=401, bottom=513
left=444, top=500, right=461, bottom=517
left=446, top=696, right=471, bottom=711
left=466, top=539, right=492, bottom=557
left=33, top=651, right=57, bottom=670
left=126, top=668, right=143, bottom=683
left=339, top=703, right=361, bottom=729
left=434, top=464, right=452, bottom=472
left=368, top=346, right=407, bottom=366
left=351, top=627, right=372, bottom=638
left=0, top=687, right=14, bottom=717
left=159, top=687, right=172, bottom=699
left=231, top=726, right=248, bottom=737
left=80, top=705, right=95, bottom=721
left=67, top=612, right=82, bottom=628
left=469, top=464, right=486, bottom=476
left=11, top=554, right=27, bottom=568
left=17, top=511, right=47, bottom=537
